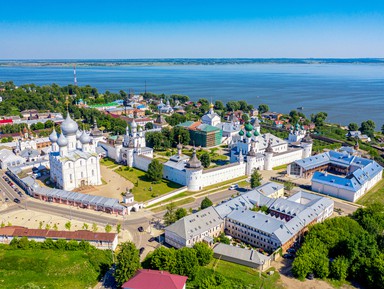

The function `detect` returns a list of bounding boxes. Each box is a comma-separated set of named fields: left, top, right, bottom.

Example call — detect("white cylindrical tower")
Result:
left=301, top=132, right=313, bottom=158
left=264, top=141, right=274, bottom=170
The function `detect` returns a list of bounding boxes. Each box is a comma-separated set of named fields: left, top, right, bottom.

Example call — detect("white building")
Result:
left=0, top=149, right=25, bottom=169
left=49, top=114, right=101, bottom=191
left=165, top=189, right=334, bottom=252
left=202, top=103, right=221, bottom=127
left=97, top=119, right=153, bottom=169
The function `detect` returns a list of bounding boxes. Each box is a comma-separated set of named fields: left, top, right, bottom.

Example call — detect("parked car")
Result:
left=13, top=198, right=21, bottom=204
left=148, top=237, right=156, bottom=242
left=138, top=226, right=144, bottom=232
left=229, top=184, right=239, bottom=190
left=307, top=273, right=314, bottom=280
left=5, top=197, right=9, bottom=202
left=139, top=247, right=145, bottom=255
left=18, top=192, right=23, bottom=197
left=287, top=248, right=296, bottom=254
left=283, top=253, right=294, bottom=259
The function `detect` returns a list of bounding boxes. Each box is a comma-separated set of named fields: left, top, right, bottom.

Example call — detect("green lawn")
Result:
left=100, top=157, right=118, bottom=167
left=273, top=164, right=288, bottom=171
left=114, top=166, right=183, bottom=202
left=0, top=247, right=111, bottom=289
left=357, top=176, right=384, bottom=206
left=188, top=258, right=283, bottom=289
left=151, top=197, right=195, bottom=213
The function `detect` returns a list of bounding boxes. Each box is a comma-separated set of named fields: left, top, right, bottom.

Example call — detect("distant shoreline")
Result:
left=0, top=58, right=383, bottom=67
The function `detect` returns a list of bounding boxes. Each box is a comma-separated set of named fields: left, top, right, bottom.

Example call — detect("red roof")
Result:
left=0, top=226, right=116, bottom=242
left=122, top=269, right=187, bottom=289
left=0, top=119, right=13, bottom=125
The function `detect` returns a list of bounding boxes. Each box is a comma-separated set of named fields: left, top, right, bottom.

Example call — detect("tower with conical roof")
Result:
left=185, top=148, right=203, bottom=191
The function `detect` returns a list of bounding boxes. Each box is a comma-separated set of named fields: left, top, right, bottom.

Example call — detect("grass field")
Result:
left=151, top=197, right=195, bottom=213
left=357, top=176, right=384, bottom=206
left=114, top=166, right=183, bottom=202
left=188, top=258, right=283, bottom=289
left=0, top=248, right=111, bottom=289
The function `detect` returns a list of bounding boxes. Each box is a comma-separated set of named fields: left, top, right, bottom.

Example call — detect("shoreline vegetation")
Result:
left=1, top=58, right=384, bottom=67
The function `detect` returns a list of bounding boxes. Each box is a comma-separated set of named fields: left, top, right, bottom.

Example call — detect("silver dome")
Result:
left=79, top=131, right=91, bottom=144
left=61, top=114, right=78, bottom=136
left=49, top=127, right=58, bottom=143
left=131, top=119, right=137, bottom=128
left=76, top=129, right=82, bottom=140
left=57, top=133, right=68, bottom=147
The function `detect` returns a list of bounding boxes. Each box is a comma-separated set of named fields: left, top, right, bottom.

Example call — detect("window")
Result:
left=92, top=170, right=94, bottom=176
left=81, top=172, right=84, bottom=178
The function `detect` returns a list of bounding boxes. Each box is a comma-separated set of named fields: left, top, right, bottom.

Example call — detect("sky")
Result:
left=1, top=0, right=384, bottom=59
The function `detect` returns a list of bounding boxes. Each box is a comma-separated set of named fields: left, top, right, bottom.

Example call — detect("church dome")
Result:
left=244, top=122, right=254, bottom=132
left=239, top=130, right=245, bottom=136
left=79, top=131, right=91, bottom=144
left=57, top=133, right=68, bottom=147
left=61, top=114, right=78, bottom=136
left=302, top=132, right=313, bottom=143
left=76, top=129, right=82, bottom=140
left=131, top=120, right=137, bottom=128
left=49, top=128, right=58, bottom=143
left=253, top=130, right=259, bottom=136
left=186, top=149, right=202, bottom=169
left=246, top=131, right=252, bottom=138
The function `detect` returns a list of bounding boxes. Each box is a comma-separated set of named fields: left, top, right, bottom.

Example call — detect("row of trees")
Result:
left=145, top=126, right=190, bottom=150
left=292, top=203, right=384, bottom=288
left=114, top=241, right=214, bottom=286
left=348, top=120, right=377, bottom=137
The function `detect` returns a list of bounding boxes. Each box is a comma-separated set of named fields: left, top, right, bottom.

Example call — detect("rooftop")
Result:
left=122, top=269, right=188, bottom=289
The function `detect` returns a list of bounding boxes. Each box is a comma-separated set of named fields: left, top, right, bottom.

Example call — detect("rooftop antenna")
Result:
left=73, top=65, right=77, bottom=86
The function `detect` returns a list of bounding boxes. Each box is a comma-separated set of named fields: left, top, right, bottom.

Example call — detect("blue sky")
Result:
left=1, top=0, right=384, bottom=58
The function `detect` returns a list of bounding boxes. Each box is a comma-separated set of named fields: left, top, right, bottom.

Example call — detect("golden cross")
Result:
left=65, top=95, right=70, bottom=111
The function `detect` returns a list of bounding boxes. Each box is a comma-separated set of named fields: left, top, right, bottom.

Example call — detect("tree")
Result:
left=145, top=122, right=153, bottom=130
left=284, top=182, right=294, bottom=194
left=214, top=100, right=224, bottom=110
left=330, top=256, right=349, bottom=280
left=258, top=104, right=269, bottom=114
left=164, top=202, right=177, bottom=226
left=175, top=208, right=187, bottom=220
left=175, top=247, right=199, bottom=278
left=193, top=242, right=213, bottom=266
left=226, top=101, right=240, bottom=112
left=241, top=114, right=249, bottom=122
left=250, top=169, right=262, bottom=189
left=199, top=152, right=211, bottom=168
left=172, top=126, right=190, bottom=146
left=146, top=159, right=163, bottom=183
left=201, top=197, right=213, bottom=210
left=381, top=124, right=384, bottom=134
left=360, top=120, right=376, bottom=137
left=311, top=112, right=328, bottom=127
left=65, top=221, right=71, bottom=231
left=45, top=224, right=51, bottom=230
left=114, top=242, right=141, bottom=286
left=348, top=122, right=359, bottom=131
left=147, top=247, right=177, bottom=272
left=92, top=223, right=98, bottom=232
left=105, top=224, right=112, bottom=233
left=53, top=224, right=58, bottom=231
left=117, top=223, right=122, bottom=234
left=82, top=223, right=89, bottom=230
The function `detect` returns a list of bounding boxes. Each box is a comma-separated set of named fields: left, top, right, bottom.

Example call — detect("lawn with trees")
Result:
left=292, top=203, right=384, bottom=288
left=0, top=238, right=112, bottom=289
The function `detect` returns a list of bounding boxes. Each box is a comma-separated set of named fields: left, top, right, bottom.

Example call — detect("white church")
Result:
left=49, top=114, right=102, bottom=191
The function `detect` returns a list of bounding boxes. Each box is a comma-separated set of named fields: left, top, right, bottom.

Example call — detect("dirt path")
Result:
left=78, top=165, right=134, bottom=199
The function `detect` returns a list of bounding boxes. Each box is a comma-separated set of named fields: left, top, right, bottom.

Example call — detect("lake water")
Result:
left=0, top=63, right=383, bottom=126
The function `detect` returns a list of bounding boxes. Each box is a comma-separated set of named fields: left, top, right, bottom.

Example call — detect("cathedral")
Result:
left=49, top=114, right=102, bottom=191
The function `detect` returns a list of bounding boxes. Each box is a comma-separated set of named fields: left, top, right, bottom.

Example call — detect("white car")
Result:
left=229, top=184, right=239, bottom=190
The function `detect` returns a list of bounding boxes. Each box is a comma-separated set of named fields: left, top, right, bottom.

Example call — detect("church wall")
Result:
left=98, top=142, right=121, bottom=162
left=163, top=165, right=187, bottom=186
left=200, top=163, right=246, bottom=187
left=271, top=149, right=303, bottom=169
left=133, top=154, right=152, bottom=172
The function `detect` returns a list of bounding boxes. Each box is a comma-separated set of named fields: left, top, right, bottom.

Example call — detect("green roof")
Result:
left=239, top=130, right=244, bottom=136
left=89, top=102, right=118, bottom=108
left=246, top=131, right=252, bottom=138
left=253, top=130, right=259, bottom=136
left=177, top=121, right=195, bottom=128
left=198, top=124, right=220, bottom=132
left=244, top=122, right=254, bottom=131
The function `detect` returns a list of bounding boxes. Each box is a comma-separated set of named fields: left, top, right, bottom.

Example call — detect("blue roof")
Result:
left=312, top=171, right=361, bottom=191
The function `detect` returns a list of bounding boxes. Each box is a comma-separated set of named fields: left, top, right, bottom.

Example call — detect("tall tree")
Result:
left=175, top=208, right=188, bottom=220
left=193, top=242, right=213, bottom=266
left=199, top=152, right=211, bottom=168
left=164, top=202, right=177, bottom=226
left=201, top=197, right=213, bottom=210
left=258, top=104, right=269, bottom=114
left=348, top=122, right=359, bottom=131
left=250, top=169, right=262, bottom=189
left=214, top=100, right=224, bottom=110
left=311, top=112, right=328, bottom=127
left=146, top=159, right=163, bottom=183
left=360, top=120, right=376, bottom=137
left=114, top=242, right=141, bottom=286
